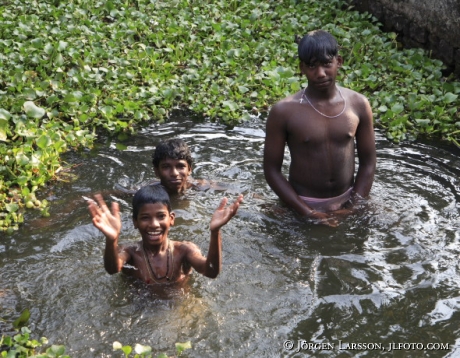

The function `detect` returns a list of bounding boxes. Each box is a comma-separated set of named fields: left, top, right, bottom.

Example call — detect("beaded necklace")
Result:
left=142, top=241, right=173, bottom=282
left=300, top=86, right=346, bottom=119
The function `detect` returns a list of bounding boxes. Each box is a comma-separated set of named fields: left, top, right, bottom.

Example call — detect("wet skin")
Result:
left=87, top=193, right=244, bottom=284
left=154, top=158, right=192, bottom=195
left=263, top=56, right=376, bottom=221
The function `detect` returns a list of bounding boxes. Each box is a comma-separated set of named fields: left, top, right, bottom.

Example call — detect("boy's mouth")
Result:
left=147, top=230, right=163, bottom=239
left=170, top=179, right=183, bottom=186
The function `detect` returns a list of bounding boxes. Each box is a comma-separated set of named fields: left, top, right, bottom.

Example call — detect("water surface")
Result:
left=1, top=113, right=459, bottom=357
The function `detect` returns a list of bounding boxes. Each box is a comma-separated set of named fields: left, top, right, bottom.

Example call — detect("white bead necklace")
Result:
left=300, top=86, right=346, bottom=119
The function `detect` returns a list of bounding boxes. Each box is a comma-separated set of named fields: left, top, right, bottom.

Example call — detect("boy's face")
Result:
left=154, top=158, right=192, bottom=194
left=133, top=202, right=175, bottom=248
left=300, top=55, right=343, bottom=90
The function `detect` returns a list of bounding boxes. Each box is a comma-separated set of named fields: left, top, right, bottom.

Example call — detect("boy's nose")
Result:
left=316, top=66, right=326, bottom=77
left=150, top=218, right=160, bottom=227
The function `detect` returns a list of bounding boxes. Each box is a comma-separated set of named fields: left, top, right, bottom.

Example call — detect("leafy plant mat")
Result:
left=0, top=0, right=459, bottom=231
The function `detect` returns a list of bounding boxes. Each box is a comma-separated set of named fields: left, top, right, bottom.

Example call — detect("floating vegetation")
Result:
left=0, top=0, right=459, bottom=231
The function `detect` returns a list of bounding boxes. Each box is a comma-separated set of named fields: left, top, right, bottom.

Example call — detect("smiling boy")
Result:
left=152, top=138, right=194, bottom=195
left=88, top=185, right=243, bottom=284
left=263, top=30, right=376, bottom=223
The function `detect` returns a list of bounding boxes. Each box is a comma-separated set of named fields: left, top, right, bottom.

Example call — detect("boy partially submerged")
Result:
left=152, top=138, right=194, bottom=195
left=88, top=185, right=243, bottom=284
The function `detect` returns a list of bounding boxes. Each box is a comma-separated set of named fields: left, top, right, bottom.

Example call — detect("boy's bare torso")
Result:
left=275, top=87, right=363, bottom=198
left=121, top=240, right=197, bottom=284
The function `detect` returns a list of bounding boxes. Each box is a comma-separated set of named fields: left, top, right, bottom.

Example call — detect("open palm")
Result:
left=87, top=194, right=122, bottom=241
left=210, top=195, right=243, bottom=232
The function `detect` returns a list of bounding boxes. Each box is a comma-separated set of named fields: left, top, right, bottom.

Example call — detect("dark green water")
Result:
left=1, top=113, right=459, bottom=357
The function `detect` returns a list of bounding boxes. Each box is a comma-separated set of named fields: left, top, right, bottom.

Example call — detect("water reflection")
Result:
left=1, top=112, right=459, bottom=357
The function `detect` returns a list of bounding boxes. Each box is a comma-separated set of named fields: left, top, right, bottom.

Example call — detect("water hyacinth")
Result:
left=0, top=0, right=459, bottom=231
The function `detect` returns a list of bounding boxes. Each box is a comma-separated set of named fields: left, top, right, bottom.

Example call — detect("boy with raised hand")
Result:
left=263, top=30, right=376, bottom=224
left=88, top=185, right=243, bottom=284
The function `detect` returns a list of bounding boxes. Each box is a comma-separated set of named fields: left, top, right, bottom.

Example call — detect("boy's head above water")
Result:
left=132, top=184, right=172, bottom=219
left=152, top=139, right=193, bottom=194
left=132, top=185, right=175, bottom=249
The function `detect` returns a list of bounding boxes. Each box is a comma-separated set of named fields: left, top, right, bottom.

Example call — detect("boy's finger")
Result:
left=111, top=202, right=120, bottom=217
left=217, top=197, right=228, bottom=210
left=94, top=194, right=110, bottom=211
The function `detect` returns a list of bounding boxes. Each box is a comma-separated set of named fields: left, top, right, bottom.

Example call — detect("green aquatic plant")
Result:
left=1, top=310, right=191, bottom=357
left=0, top=0, right=459, bottom=230
left=113, top=340, right=192, bottom=358
left=0, top=309, right=69, bottom=358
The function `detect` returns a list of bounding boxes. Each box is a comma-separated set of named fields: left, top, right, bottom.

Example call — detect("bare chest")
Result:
left=286, top=107, right=359, bottom=146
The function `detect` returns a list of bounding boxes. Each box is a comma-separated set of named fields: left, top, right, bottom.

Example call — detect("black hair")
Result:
left=132, top=185, right=172, bottom=219
left=297, top=30, right=339, bottom=65
left=152, top=138, right=193, bottom=168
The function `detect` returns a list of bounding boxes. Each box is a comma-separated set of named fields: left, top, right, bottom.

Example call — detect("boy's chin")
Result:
left=143, top=236, right=166, bottom=246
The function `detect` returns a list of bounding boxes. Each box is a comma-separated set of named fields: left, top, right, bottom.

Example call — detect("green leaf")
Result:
left=12, top=309, right=30, bottom=329
left=0, top=108, right=12, bottom=121
left=390, top=103, right=404, bottom=114
left=238, top=86, right=249, bottom=94
left=36, top=135, right=52, bottom=149
left=23, top=101, right=46, bottom=119
left=176, top=341, right=192, bottom=355
left=46, top=345, right=66, bottom=355
left=442, top=92, right=458, bottom=104
left=121, top=345, right=132, bottom=355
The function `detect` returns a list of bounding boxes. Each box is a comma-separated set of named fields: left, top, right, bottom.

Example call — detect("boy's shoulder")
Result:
left=171, top=240, right=201, bottom=256
left=274, top=91, right=302, bottom=107
left=340, top=86, right=369, bottom=104
left=268, top=91, right=302, bottom=120
left=119, top=241, right=142, bottom=254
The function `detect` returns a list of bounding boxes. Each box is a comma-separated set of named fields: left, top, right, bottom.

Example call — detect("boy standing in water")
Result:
left=88, top=185, right=243, bottom=284
left=263, top=30, right=376, bottom=222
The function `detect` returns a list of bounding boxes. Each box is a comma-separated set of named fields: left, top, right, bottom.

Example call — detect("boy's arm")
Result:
left=353, top=97, right=376, bottom=200
left=87, top=194, right=130, bottom=274
left=186, top=195, right=243, bottom=278
left=263, top=104, right=330, bottom=220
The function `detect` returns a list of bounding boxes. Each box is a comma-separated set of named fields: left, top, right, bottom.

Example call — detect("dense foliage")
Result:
left=0, top=0, right=459, bottom=231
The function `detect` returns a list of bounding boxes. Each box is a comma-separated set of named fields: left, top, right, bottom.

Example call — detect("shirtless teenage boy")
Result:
left=263, top=30, right=376, bottom=221
left=88, top=185, right=243, bottom=284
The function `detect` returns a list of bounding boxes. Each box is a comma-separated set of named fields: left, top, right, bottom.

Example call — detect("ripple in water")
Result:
left=1, top=115, right=459, bottom=357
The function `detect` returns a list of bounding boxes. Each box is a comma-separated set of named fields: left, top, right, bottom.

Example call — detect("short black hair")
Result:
left=152, top=138, right=193, bottom=168
left=297, top=30, right=339, bottom=65
left=132, top=185, right=171, bottom=219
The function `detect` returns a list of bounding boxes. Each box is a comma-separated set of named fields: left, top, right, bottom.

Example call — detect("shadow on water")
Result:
left=1, top=112, right=459, bottom=357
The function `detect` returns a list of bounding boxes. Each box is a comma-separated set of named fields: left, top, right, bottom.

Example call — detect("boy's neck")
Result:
left=305, top=83, right=338, bottom=99
left=144, top=238, right=170, bottom=254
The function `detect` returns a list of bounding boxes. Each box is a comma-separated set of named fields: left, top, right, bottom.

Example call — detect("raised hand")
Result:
left=210, top=194, right=243, bottom=232
left=87, top=194, right=122, bottom=241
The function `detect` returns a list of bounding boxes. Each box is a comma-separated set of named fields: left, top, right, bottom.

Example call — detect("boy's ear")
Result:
left=299, top=61, right=306, bottom=74
left=170, top=211, right=175, bottom=226
left=132, top=217, right=138, bottom=229
left=336, top=55, right=343, bottom=67
left=153, top=166, right=159, bottom=177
